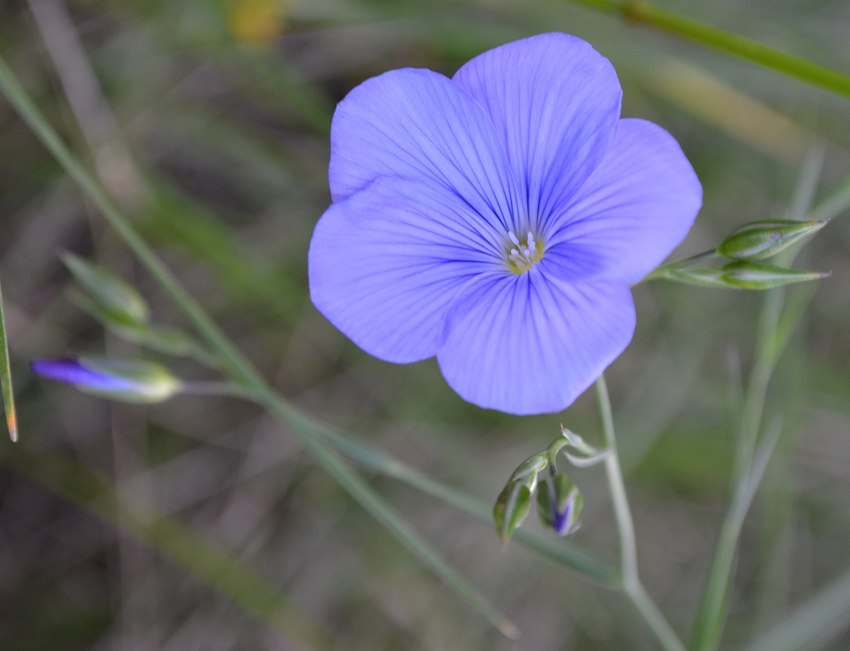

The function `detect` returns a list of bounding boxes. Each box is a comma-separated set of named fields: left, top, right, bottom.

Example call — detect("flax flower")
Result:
left=309, top=33, right=701, bottom=414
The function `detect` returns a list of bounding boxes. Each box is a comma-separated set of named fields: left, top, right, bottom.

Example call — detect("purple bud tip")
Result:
left=553, top=503, right=572, bottom=535
left=31, top=358, right=131, bottom=391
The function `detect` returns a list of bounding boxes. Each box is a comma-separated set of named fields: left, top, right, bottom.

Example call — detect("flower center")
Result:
left=506, top=230, right=544, bottom=274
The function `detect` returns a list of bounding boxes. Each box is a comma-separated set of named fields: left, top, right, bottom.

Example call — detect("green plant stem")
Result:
left=567, top=0, right=850, bottom=100
left=692, top=423, right=782, bottom=651
left=595, top=376, right=686, bottom=651
left=643, top=250, right=719, bottom=283
left=596, top=376, right=638, bottom=586
left=179, top=381, right=258, bottom=399
left=0, top=55, right=518, bottom=639
left=285, top=408, right=616, bottom=582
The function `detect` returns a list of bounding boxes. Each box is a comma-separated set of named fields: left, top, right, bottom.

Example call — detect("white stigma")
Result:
left=507, top=230, right=542, bottom=273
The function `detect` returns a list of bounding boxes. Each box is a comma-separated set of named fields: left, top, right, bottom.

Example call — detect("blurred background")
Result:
left=1, top=0, right=849, bottom=649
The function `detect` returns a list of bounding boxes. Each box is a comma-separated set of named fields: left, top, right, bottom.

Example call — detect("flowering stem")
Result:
left=595, top=375, right=685, bottom=651
left=0, top=54, right=520, bottom=639
left=567, top=0, right=850, bottom=101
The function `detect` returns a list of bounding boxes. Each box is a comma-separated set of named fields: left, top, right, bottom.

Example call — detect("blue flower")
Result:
left=309, top=33, right=701, bottom=414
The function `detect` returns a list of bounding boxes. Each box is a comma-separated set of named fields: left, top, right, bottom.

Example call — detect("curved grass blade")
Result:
left=0, top=278, right=17, bottom=442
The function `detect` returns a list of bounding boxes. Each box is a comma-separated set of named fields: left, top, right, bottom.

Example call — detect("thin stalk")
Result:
left=692, top=423, right=783, bottom=651
left=277, top=406, right=616, bottom=582
left=643, top=250, right=719, bottom=283
left=179, top=381, right=257, bottom=399
left=689, top=148, right=825, bottom=651
left=567, top=0, right=850, bottom=101
left=596, top=376, right=638, bottom=586
left=595, top=376, right=686, bottom=651
left=0, top=55, right=517, bottom=639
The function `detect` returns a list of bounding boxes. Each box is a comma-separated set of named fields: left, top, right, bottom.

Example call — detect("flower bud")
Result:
left=536, top=474, right=583, bottom=536
left=664, top=267, right=729, bottom=288
left=716, top=220, right=826, bottom=261
left=63, top=253, right=149, bottom=325
left=32, top=357, right=181, bottom=403
left=666, top=262, right=829, bottom=290
left=493, top=479, right=533, bottom=543
left=721, top=261, right=830, bottom=290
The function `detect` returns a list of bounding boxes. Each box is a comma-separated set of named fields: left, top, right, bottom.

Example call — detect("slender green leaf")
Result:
left=0, top=278, right=17, bottom=442
left=568, top=0, right=850, bottom=100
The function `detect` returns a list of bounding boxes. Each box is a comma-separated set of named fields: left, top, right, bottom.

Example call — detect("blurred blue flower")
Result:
left=32, top=357, right=181, bottom=403
left=309, top=33, right=701, bottom=414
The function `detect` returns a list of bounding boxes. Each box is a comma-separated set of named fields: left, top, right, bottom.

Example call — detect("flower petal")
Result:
left=437, top=273, right=635, bottom=414
left=309, top=178, right=505, bottom=364
left=32, top=358, right=121, bottom=388
left=452, top=33, right=622, bottom=230
left=544, top=119, right=702, bottom=284
left=328, top=68, right=519, bottom=228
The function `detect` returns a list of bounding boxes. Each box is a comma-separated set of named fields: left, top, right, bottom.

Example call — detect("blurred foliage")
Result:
left=1, top=0, right=850, bottom=649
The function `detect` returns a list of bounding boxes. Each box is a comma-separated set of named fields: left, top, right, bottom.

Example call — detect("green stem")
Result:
left=179, top=381, right=257, bottom=399
left=0, top=55, right=517, bottom=639
left=568, top=0, right=850, bottom=100
left=692, top=424, right=782, bottom=651
left=595, top=376, right=686, bottom=651
left=689, top=148, right=825, bottom=651
left=596, top=376, right=638, bottom=586
left=643, top=250, right=719, bottom=283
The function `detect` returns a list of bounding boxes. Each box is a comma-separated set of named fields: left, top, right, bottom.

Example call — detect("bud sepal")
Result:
left=493, top=479, right=533, bottom=543
left=716, top=219, right=827, bottom=261
left=536, top=474, right=583, bottom=536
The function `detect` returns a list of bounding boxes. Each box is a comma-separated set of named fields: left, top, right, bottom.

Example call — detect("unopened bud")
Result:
left=63, top=253, right=149, bottom=325
left=536, top=474, right=583, bottom=536
left=32, top=357, right=181, bottom=403
left=493, top=479, right=533, bottom=543
left=717, top=220, right=827, bottom=261
left=664, top=267, right=729, bottom=288
left=721, top=261, right=830, bottom=290
left=666, top=262, right=829, bottom=290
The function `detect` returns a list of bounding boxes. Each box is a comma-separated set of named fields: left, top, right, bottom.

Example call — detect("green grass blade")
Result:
left=0, top=278, right=18, bottom=442
left=568, top=0, right=850, bottom=100
left=0, top=54, right=518, bottom=639
left=690, top=150, right=828, bottom=651
left=742, top=568, right=850, bottom=651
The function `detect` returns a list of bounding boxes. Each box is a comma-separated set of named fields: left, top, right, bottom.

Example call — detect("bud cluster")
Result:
left=492, top=426, right=605, bottom=543
left=654, top=219, right=830, bottom=290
